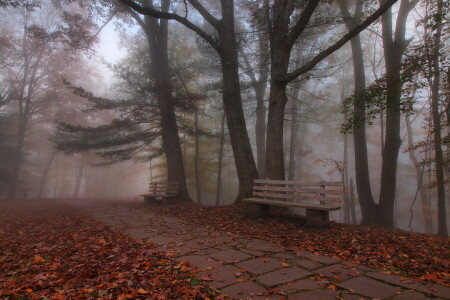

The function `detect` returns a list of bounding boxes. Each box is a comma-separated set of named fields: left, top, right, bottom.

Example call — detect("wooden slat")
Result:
left=141, top=193, right=177, bottom=197
left=147, top=188, right=178, bottom=192
left=253, top=186, right=341, bottom=195
left=243, top=198, right=340, bottom=211
left=253, top=191, right=341, bottom=203
left=254, top=179, right=341, bottom=186
left=148, top=183, right=178, bottom=187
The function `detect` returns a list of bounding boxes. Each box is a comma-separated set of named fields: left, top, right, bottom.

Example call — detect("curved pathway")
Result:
left=76, top=200, right=449, bottom=300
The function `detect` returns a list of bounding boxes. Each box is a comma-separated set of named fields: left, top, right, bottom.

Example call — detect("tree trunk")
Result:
left=143, top=1, right=191, bottom=201
left=215, top=110, right=226, bottom=206
left=7, top=126, right=26, bottom=199
left=349, top=178, right=357, bottom=224
left=266, top=83, right=289, bottom=179
left=218, top=14, right=259, bottom=201
left=288, top=84, right=301, bottom=181
left=37, top=148, right=56, bottom=199
left=73, top=154, right=84, bottom=198
left=194, top=106, right=201, bottom=204
left=430, top=0, right=447, bottom=236
left=255, top=78, right=267, bottom=178
left=405, top=115, right=433, bottom=233
left=377, top=0, right=415, bottom=227
left=343, top=134, right=350, bottom=224
left=338, top=0, right=377, bottom=224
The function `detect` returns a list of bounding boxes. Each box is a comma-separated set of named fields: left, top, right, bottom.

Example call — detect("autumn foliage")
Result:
left=0, top=201, right=222, bottom=299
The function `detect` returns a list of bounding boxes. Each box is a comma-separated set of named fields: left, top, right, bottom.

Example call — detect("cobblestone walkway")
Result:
left=77, top=201, right=449, bottom=300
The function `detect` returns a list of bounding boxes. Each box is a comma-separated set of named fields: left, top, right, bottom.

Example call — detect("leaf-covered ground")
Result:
left=145, top=202, right=450, bottom=287
left=0, top=201, right=223, bottom=300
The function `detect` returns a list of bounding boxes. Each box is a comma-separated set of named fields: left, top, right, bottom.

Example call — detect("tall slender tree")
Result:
left=117, top=0, right=258, bottom=201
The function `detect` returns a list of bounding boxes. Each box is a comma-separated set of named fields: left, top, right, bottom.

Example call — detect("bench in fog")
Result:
left=243, top=179, right=342, bottom=227
left=141, top=182, right=178, bottom=205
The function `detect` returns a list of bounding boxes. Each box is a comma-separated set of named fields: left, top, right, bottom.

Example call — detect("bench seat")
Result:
left=243, top=179, right=342, bottom=227
left=243, top=198, right=340, bottom=211
left=141, top=182, right=178, bottom=205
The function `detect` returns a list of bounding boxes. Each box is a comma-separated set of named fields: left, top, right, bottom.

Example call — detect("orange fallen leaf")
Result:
left=261, top=258, right=268, bottom=262
left=33, top=256, right=45, bottom=264
left=327, top=284, right=337, bottom=291
left=137, top=288, right=149, bottom=294
left=51, top=293, right=66, bottom=300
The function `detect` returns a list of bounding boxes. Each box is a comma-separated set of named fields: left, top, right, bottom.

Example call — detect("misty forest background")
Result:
left=0, top=0, right=448, bottom=236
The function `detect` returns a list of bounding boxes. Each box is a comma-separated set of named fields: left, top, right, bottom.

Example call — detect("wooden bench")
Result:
left=141, top=182, right=178, bottom=205
left=243, top=179, right=342, bottom=227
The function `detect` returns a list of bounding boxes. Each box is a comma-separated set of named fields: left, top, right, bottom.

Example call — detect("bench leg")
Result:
left=306, top=209, right=329, bottom=227
left=143, top=196, right=156, bottom=204
left=249, top=203, right=270, bottom=218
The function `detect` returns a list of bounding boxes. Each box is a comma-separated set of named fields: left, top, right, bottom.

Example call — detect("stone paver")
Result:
left=339, top=276, right=401, bottom=299
left=291, top=258, right=323, bottom=270
left=289, top=289, right=339, bottom=300
left=176, top=255, right=222, bottom=270
left=394, top=291, right=434, bottom=300
left=210, top=249, right=252, bottom=263
left=314, top=263, right=362, bottom=280
left=78, top=201, right=448, bottom=300
left=277, top=279, right=322, bottom=294
left=199, top=265, right=250, bottom=288
left=256, top=267, right=311, bottom=287
left=294, top=250, right=341, bottom=265
left=368, top=272, right=450, bottom=299
left=245, top=239, right=285, bottom=252
left=221, top=281, right=267, bottom=299
left=235, top=257, right=283, bottom=275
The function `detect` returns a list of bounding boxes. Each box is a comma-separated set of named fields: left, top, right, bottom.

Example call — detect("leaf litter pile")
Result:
left=145, top=202, right=450, bottom=287
left=0, top=201, right=224, bottom=300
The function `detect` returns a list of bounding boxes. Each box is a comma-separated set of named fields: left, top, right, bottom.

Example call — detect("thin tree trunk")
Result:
left=378, top=0, right=416, bottom=227
left=216, top=111, right=226, bottom=206
left=288, top=84, right=301, bottom=181
left=8, top=126, right=26, bottom=199
left=430, top=0, right=447, bottom=236
left=194, top=106, right=201, bottom=204
left=405, top=115, right=433, bottom=233
left=349, top=178, right=357, bottom=224
left=73, top=154, right=84, bottom=198
left=343, top=134, right=350, bottom=224
left=37, top=148, right=56, bottom=199
left=338, top=0, right=377, bottom=224
left=53, top=154, right=59, bottom=198
left=296, top=123, right=307, bottom=180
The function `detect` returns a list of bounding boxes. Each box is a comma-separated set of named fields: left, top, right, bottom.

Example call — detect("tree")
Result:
left=261, top=0, right=398, bottom=180
left=0, top=1, right=96, bottom=198
left=116, top=0, right=259, bottom=201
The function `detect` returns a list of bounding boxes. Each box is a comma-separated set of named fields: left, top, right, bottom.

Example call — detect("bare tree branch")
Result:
left=286, top=0, right=399, bottom=83
left=115, top=0, right=220, bottom=52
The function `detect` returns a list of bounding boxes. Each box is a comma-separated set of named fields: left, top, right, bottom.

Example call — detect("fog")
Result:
left=0, top=0, right=448, bottom=236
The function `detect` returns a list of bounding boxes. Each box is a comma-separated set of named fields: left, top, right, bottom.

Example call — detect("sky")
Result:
left=93, top=22, right=128, bottom=85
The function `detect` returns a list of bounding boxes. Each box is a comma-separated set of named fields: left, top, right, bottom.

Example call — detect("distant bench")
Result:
left=141, top=182, right=178, bottom=205
left=243, top=179, right=342, bottom=227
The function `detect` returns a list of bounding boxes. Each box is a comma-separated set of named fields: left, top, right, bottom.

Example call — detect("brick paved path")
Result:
left=77, top=201, right=449, bottom=300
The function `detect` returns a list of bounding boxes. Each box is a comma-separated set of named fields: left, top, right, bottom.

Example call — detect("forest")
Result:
left=1, top=1, right=450, bottom=299
left=0, top=0, right=449, bottom=238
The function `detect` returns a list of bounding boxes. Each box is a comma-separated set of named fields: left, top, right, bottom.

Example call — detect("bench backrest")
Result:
left=253, top=179, right=342, bottom=205
left=148, top=181, right=178, bottom=195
